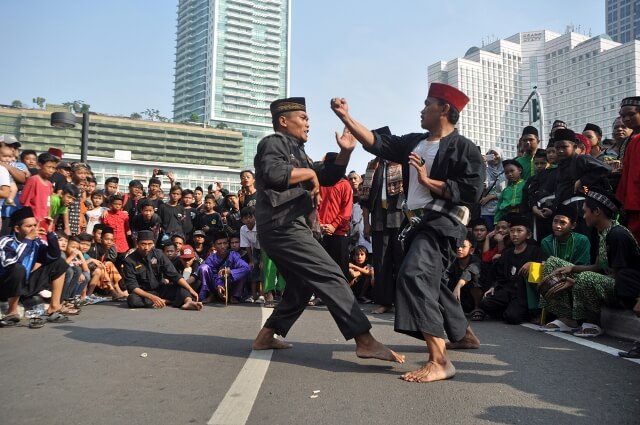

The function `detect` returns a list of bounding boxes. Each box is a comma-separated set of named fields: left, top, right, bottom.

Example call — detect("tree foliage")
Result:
left=11, top=100, right=24, bottom=108
left=32, top=97, right=46, bottom=109
left=63, top=100, right=90, bottom=113
left=129, top=112, right=142, bottom=119
left=140, top=108, right=169, bottom=122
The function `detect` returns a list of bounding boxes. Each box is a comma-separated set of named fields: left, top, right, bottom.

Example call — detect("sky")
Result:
left=0, top=0, right=605, bottom=172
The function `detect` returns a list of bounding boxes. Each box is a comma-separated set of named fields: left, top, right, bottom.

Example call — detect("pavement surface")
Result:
left=1, top=300, right=639, bottom=425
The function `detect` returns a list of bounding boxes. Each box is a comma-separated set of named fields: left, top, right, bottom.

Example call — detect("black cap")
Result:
left=102, top=226, right=114, bottom=235
left=10, top=207, right=34, bottom=227
left=621, top=97, right=640, bottom=107
left=586, top=189, right=622, bottom=214
left=534, top=149, right=547, bottom=159
left=137, top=230, right=155, bottom=242
left=554, top=204, right=578, bottom=223
left=212, top=231, right=229, bottom=242
left=553, top=128, right=576, bottom=144
left=507, top=214, right=531, bottom=230
left=522, top=125, right=539, bottom=138
left=583, top=123, right=602, bottom=137
left=502, top=159, right=523, bottom=170
left=269, top=97, right=306, bottom=118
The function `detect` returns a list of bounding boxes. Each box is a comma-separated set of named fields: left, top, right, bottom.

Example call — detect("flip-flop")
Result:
left=46, top=312, right=70, bottom=323
left=470, top=309, right=486, bottom=321
left=539, top=319, right=578, bottom=332
left=29, top=317, right=45, bottom=329
left=573, top=323, right=604, bottom=338
left=619, top=342, right=640, bottom=358
left=2, top=313, right=21, bottom=323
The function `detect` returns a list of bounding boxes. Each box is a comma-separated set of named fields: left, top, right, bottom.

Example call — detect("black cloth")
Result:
left=254, top=132, right=347, bottom=233
left=9, top=259, right=68, bottom=298
left=554, top=155, right=611, bottom=206
left=158, top=203, right=189, bottom=237
left=130, top=214, right=162, bottom=244
left=365, top=129, right=485, bottom=341
left=50, top=172, right=69, bottom=192
left=194, top=211, right=224, bottom=241
left=480, top=244, right=548, bottom=324
left=121, top=248, right=182, bottom=293
left=224, top=208, right=242, bottom=233
left=606, top=226, right=640, bottom=271
left=87, top=243, right=117, bottom=263
left=239, top=192, right=257, bottom=210
left=370, top=227, right=403, bottom=305
left=521, top=167, right=557, bottom=242
left=321, top=234, right=350, bottom=280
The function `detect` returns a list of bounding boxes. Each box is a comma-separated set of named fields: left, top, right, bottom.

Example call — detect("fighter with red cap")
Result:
left=331, top=83, right=486, bottom=383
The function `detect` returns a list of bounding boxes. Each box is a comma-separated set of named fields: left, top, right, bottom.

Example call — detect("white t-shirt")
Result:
left=406, top=139, right=440, bottom=210
left=0, top=165, right=10, bottom=208
left=85, top=207, right=107, bottom=234
left=240, top=224, right=260, bottom=250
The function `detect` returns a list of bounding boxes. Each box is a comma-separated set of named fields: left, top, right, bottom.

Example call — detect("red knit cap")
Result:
left=428, top=83, right=470, bottom=112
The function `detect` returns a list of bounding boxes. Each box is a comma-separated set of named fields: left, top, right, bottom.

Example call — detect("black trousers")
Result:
left=394, top=223, right=468, bottom=342
left=0, top=260, right=68, bottom=301
left=260, top=217, right=371, bottom=340
left=480, top=278, right=529, bottom=325
left=370, top=228, right=403, bottom=305
left=321, top=234, right=349, bottom=280
left=127, top=280, right=201, bottom=308
left=615, top=268, right=640, bottom=309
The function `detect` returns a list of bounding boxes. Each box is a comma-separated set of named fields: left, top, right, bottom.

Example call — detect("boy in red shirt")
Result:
left=102, top=194, right=131, bottom=263
left=19, top=152, right=58, bottom=222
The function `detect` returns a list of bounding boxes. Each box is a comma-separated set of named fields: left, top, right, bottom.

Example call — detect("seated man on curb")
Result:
left=198, top=231, right=251, bottom=303
left=0, top=207, right=69, bottom=324
left=122, top=230, right=202, bottom=310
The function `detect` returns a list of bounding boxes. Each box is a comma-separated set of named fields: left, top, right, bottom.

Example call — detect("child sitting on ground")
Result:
left=480, top=215, right=548, bottom=324
left=447, top=231, right=481, bottom=316
left=348, top=245, right=374, bottom=304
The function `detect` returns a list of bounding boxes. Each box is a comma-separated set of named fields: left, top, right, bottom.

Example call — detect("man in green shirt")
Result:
left=516, top=125, right=541, bottom=181
left=49, top=183, right=79, bottom=235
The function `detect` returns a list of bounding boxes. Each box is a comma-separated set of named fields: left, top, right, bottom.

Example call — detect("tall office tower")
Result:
left=429, top=30, right=640, bottom=159
left=173, top=0, right=291, bottom=167
left=606, top=0, right=640, bottom=43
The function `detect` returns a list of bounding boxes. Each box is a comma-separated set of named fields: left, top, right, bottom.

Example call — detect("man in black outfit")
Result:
left=251, top=97, right=404, bottom=365
left=331, top=83, right=485, bottom=383
left=123, top=230, right=202, bottom=310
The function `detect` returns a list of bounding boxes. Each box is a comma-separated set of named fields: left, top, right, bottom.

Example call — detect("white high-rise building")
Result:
left=429, top=30, right=640, bottom=158
left=173, top=0, right=291, bottom=166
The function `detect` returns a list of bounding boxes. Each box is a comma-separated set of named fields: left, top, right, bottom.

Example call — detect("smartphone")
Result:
left=485, top=154, right=495, bottom=161
left=156, top=169, right=165, bottom=175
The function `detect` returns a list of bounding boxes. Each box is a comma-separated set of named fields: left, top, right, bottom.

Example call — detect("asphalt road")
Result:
left=1, top=301, right=638, bottom=425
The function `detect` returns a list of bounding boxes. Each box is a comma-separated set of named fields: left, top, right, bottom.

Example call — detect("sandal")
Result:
left=46, top=312, right=70, bottom=323
left=539, top=319, right=578, bottom=332
left=29, top=317, right=45, bottom=329
left=619, top=341, right=640, bottom=359
left=573, top=323, right=604, bottom=338
left=470, top=309, right=486, bottom=322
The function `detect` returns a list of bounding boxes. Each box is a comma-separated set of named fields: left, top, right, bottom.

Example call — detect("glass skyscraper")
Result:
left=173, top=0, right=291, bottom=166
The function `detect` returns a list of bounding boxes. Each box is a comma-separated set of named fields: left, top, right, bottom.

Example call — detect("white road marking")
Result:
left=208, top=307, right=273, bottom=425
left=521, top=323, right=640, bottom=365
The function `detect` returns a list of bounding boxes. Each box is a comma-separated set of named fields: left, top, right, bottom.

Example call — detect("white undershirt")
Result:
left=406, top=139, right=440, bottom=210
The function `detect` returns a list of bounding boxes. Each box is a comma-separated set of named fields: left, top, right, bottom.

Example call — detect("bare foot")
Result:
left=371, top=305, right=392, bottom=314
left=400, top=360, right=456, bottom=383
left=355, top=337, right=405, bottom=363
left=252, top=327, right=293, bottom=350
left=181, top=299, right=202, bottom=310
left=446, top=326, right=480, bottom=349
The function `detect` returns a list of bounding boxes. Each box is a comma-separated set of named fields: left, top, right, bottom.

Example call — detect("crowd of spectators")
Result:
left=0, top=96, right=639, bottom=358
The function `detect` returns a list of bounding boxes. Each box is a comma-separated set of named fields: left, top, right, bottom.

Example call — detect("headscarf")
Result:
left=486, top=147, right=504, bottom=182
